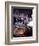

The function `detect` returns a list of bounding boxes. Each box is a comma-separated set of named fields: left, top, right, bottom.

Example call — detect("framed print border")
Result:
left=5, top=1, right=38, bottom=45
